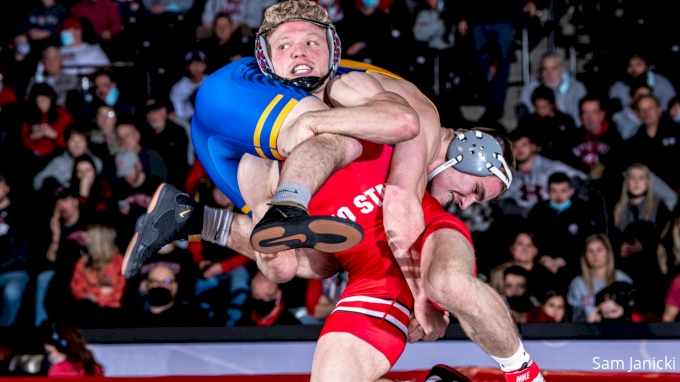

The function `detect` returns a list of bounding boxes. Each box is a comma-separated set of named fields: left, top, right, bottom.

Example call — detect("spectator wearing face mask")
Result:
left=58, top=18, right=110, bottom=76
left=134, top=264, right=207, bottom=327
left=84, top=70, right=135, bottom=121
left=1, top=33, right=40, bottom=102
left=235, top=271, right=301, bottom=326
left=528, top=173, right=603, bottom=286
left=501, top=266, right=538, bottom=324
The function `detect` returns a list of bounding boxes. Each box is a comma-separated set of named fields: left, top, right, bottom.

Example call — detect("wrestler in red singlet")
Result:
left=306, top=140, right=473, bottom=366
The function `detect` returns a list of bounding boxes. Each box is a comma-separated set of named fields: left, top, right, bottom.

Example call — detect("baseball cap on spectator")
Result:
left=59, top=18, right=83, bottom=31
left=184, top=49, right=207, bottom=64
left=145, top=97, right=169, bottom=114
left=54, top=186, right=79, bottom=200
left=115, top=150, right=140, bottom=177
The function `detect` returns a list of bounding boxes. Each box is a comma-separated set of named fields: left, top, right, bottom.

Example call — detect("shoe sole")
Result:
left=250, top=217, right=364, bottom=254
left=121, top=183, right=168, bottom=278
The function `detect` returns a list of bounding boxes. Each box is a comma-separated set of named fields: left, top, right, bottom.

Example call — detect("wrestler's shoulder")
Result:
left=200, top=57, right=309, bottom=97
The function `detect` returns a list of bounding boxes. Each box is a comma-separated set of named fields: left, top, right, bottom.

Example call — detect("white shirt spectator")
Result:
left=169, top=76, right=205, bottom=121
left=60, top=43, right=110, bottom=76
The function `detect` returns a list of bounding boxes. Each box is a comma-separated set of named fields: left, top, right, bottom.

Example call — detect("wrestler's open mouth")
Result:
left=292, top=64, right=313, bottom=75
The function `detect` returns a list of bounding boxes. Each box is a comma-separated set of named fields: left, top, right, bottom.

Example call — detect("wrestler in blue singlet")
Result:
left=191, top=57, right=404, bottom=215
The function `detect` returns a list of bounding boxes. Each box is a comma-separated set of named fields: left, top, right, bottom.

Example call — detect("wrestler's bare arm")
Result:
left=237, top=153, right=340, bottom=282
left=275, top=74, right=420, bottom=158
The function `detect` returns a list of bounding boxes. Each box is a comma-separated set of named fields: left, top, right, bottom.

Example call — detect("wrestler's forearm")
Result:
left=302, top=93, right=420, bottom=144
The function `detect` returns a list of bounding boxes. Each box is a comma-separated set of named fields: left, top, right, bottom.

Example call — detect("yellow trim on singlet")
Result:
left=241, top=204, right=251, bottom=215
left=254, top=94, right=284, bottom=159
left=270, top=98, right=299, bottom=160
left=339, top=59, right=440, bottom=120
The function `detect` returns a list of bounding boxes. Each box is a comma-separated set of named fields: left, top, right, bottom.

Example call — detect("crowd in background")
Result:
left=2, top=0, right=680, bottom=376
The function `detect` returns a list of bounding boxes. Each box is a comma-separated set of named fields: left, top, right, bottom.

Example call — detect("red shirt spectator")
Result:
left=70, top=254, right=126, bottom=308
left=21, top=83, right=71, bottom=156
left=185, top=158, right=208, bottom=195
left=48, top=360, right=104, bottom=376
left=0, top=86, right=17, bottom=107
left=70, top=0, right=122, bottom=41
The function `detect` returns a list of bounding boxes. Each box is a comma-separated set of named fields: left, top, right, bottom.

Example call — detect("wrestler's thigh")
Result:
left=310, top=332, right=391, bottom=382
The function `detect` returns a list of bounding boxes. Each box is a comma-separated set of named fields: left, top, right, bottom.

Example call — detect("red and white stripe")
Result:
left=332, top=296, right=411, bottom=336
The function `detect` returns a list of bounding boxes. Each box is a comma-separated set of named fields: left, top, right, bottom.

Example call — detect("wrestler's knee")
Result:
left=421, top=230, right=476, bottom=311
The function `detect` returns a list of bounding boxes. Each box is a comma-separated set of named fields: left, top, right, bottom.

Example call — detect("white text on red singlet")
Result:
left=332, top=183, right=385, bottom=222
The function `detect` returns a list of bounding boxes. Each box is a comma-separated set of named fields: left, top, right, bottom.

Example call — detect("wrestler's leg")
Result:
left=420, top=228, right=519, bottom=358
left=277, top=133, right=363, bottom=198
left=311, top=332, right=392, bottom=382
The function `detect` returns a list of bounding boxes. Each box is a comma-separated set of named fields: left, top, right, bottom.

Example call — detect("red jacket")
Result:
left=21, top=107, right=71, bottom=156
left=71, top=0, right=122, bottom=37
left=48, top=360, right=104, bottom=376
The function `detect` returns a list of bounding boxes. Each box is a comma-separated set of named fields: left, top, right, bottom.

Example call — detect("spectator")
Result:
left=489, top=230, right=553, bottom=299
left=190, top=183, right=250, bottom=326
left=516, top=85, right=577, bottom=161
left=18, top=0, right=68, bottom=47
left=566, top=95, right=623, bottom=178
left=611, top=81, right=651, bottom=141
left=501, top=266, right=537, bottom=324
left=0, top=71, right=18, bottom=110
left=528, top=173, right=603, bottom=286
left=309, top=270, right=347, bottom=322
left=69, top=155, right=112, bottom=214
left=169, top=51, right=208, bottom=122
left=89, top=104, right=119, bottom=160
left=26, top=47, right=80, bottom=107
left=669, top=97, right=680, bottom=123
left=609, top=53, right=676, bottom=112
left=519, top=52, right=587, bottom=126
left=115, top=119, right=168, bottom=181
left=413, top=0, right=455, bottom=51
left=202, top=0, right=275, bottom=37
left=235, top=271, right=301, bottom=326
left=587, top=282, right=638, bottom=323
left=87, top=70, right=135, bottom=119
left=110, top=150, right=163, bottom=246
left=313, top=0, right=344, bottom=24
left=620, top=95, right=680, bottom=191
left=567, top=234, right=632, bottom=322
left=199, top=13, right=249, bottom=74
left=143, top=98, right=189, bottom=187
left=663, top=273, right=680, bottom=322
left=457, top=0, right=537, bottom=120
left=33, top=123, right=103, bottom=192
left=610, top=163, right=670, bottom=314
left=660, top=205, right=680, bottom=280
left=2, top=33, right=40, bottom=99
left=69, top=224, right=125, bottom=326
left=58, top=18, right=110, bottom=76
left=36, top=187, right=91, bottom=327
left=0, top=175, right=30, bottom=328
left=21, top=83, right=71, bottom=171
left=341, top=0, right=393, bottom=66
left=142, top=0, right=194, bottom=15
left=527, top=290, right=567, bottom=323
left=500, top=127, right=587, bottom=218
left=42, top=322, right=104, bottom=376
left=134, top=264, right=208, bottom=327
left=70, top=0, right=123, bottom=43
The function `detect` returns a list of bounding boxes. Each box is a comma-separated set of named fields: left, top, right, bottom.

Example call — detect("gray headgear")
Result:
left=427, top=130, right=513, bottom=188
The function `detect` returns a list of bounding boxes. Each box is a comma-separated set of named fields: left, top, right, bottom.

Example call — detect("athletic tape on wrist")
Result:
left=202, top=206, right=234, bottom=247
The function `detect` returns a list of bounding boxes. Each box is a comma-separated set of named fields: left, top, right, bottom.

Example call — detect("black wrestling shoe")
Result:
left=250, top=202, right=364, bottom=254
left=122, top=183, right=202, bottom=279
left=425, top=365, right=473, bottom=382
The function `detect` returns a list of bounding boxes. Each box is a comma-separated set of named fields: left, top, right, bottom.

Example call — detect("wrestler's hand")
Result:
left=278, top=116, right=317, bottom=158
left=413, top=296, right=449, bottom=342
left=407, top=311, right=425, bottom=343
